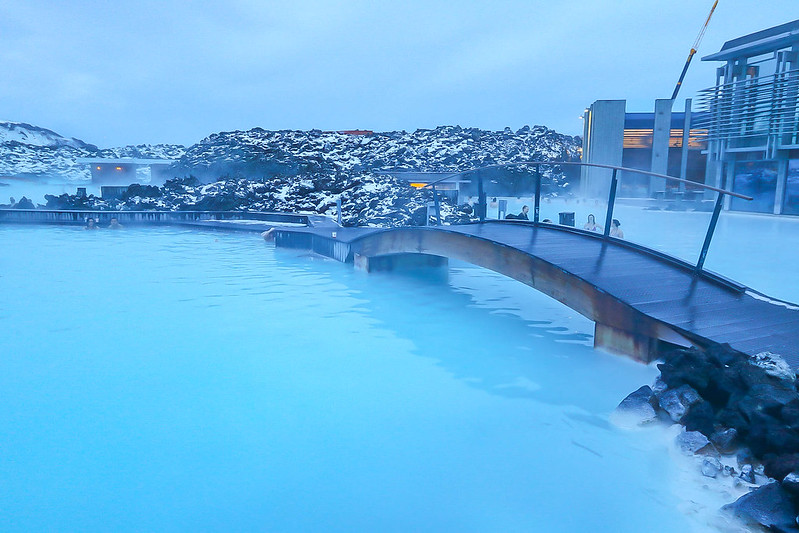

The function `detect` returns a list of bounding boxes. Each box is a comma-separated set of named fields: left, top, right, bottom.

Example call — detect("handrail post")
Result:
left=603, top=168, right=618, bottom=238
left=477, top=175, right=486, bottom=222
left=534, top=164, right=541, bottom=225
left=432, top=184, right=441, bottom=226
left=696, top=192, right=724, bottom=272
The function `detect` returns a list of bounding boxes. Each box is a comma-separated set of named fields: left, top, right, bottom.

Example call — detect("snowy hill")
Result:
left=0, top=122, right=185, bottom=182
left=3, top=121, right=580, bottom=225
left=174, top=125, right=581, bottom=180
left=0, top=121, right=96, bottom=150
left=0, top=121, right=579, bottom=185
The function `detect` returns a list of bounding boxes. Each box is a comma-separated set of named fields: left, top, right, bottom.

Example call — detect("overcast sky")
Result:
left=1, top=1, right=796, bottom=147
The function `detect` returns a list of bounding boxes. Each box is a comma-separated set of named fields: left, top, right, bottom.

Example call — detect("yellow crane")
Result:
left=671, top=0, right=719, bottom=100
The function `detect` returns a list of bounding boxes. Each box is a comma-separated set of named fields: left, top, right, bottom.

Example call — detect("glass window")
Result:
left=783, top=160, right=799, bottom=215
left=730, top=161, right=778, bottom=213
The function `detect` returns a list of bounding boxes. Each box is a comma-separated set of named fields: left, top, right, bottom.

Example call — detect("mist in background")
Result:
left=1, top=0, right=796, bottom=147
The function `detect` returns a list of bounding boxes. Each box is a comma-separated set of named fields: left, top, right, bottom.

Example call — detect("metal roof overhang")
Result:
left=702, top=27, right=799, bottom=62
left=76, top=157, right=175, bottom=166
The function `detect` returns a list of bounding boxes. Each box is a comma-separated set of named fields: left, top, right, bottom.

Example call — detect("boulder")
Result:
left=782, top=472, right=799, bottom=495
left=652, top=376, right=668, bottom=395
left=739, top=464, right=756, bottom=484
left=765, top=454, right=799, bottom=482
left=738, top=448, right=756, bottom=469
left=738, top=384, right=798, bottom=422
left=682, top=400, right=716, bottom=436
left=723, top=483, right=798, bottom=532
left=750, top=351, right=796, bottom=383
left=717, top=407, right=749, bottom=434
left=612, top=386, right=658, bottom=426
left=748, top=411, right=799, bottom=456
left=676, top=430, right=715, bottom=455
left=702, top=457, right=722, bottom=478
left=659, top=385, right=702, bottom=423
left=711, top=428, right=739, bottom=454
left=658, top=349, right=715, bottom=392
left=782, top=399, right=799, bottom=429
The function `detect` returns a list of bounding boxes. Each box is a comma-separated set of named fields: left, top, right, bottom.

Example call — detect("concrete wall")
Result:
left=649, top=99, right=673, bottom=195
left=581, top=100, right=625, bottom=198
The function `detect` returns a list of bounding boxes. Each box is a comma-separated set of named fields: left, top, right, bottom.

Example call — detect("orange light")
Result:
left=96, top=166, right=101, bottom=170
left=409, top=183, right=427, bottom=188
left=115, top=166, right=122, bottom=171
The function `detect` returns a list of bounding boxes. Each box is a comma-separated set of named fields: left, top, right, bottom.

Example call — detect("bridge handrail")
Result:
left=0, top=209, right=312, bottom=226
left=420, top=161, right=752, bottom=200
left=416, top=160, right=752, bottom=274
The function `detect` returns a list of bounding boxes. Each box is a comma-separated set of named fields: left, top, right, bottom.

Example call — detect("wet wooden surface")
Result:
left=281, top=221, right=799, bottom=366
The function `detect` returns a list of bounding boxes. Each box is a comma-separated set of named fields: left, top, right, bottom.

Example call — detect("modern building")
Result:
left=76, top=157, right=176, bottom=186
left=580, top=100, right=708, bottom=200
left=695, top=19, right=799, bottom=215
left=582, top=19, right=799, bottom=216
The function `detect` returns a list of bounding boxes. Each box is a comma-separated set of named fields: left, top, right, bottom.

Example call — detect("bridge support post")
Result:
left=477, top=175, right=486, bottom=222
left=593, top=323, right=658, bottom=363
left=432, top=185, right=442, bottom=226
left=534, top=164, right=541, bottom=224
left=354, top=253, right=448, bottom=273
left=603, top=168, right=618, bottom=238
left=696, top=193, right=724, bottom=272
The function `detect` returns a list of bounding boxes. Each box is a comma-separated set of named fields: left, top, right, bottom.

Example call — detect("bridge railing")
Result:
left=0, top=209, right=311, bottom=226
left=422, top=161, right=752, bottom=273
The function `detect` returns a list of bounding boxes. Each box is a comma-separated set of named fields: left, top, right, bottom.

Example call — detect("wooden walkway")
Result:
left=273, top=221, right=799, bottom=366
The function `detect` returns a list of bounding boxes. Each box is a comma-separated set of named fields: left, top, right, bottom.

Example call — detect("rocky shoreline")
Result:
left=616, top=345, right=799, bottom=531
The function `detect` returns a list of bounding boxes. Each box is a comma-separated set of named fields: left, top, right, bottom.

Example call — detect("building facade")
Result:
left=580, top=100, right=708, bottom=200
left=696, top=19, right=799, bottom=215
left=582, top=19, right=799, bottom=216
left=76, top=157, right=176, bottom=186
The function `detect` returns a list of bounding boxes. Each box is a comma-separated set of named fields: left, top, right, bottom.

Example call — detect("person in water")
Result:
left=84, top=217, right=97, bottom=230
left=583, top=214, right=602, bottom=232
left=108, top=217, right=123, bottom=229
left=505, top=205, right=530, bottom=221
left=610, top=218, right=624, bottom=239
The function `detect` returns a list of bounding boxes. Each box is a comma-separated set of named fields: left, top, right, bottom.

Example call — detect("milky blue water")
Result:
left=0, top=225, right=738, bottom=531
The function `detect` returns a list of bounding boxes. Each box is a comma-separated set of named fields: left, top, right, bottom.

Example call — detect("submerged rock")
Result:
left=723, top=483, right=798, bottom=531
left=612, top=385, right=657, bottom=427
left=702, top=457, right=722, bottom=478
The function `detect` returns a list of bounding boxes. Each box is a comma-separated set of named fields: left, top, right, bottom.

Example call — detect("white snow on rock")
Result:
left=0, top=122, right=184, bottom=183
left=749, top=351, right=795, bottom=381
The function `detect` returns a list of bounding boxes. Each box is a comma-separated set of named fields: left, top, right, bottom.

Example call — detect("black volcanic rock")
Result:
left=723, top=483, right=798, bottom=531
left=170, top=126, right=581, bottom=186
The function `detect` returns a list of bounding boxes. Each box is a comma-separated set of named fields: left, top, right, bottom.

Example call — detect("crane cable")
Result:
left=671, top=0, right=719, bottom=100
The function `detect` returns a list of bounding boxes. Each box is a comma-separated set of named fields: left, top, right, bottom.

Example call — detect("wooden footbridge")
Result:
left=272, top=221, right=799, bottom=365
left=269, top=161, right=799, bottom=366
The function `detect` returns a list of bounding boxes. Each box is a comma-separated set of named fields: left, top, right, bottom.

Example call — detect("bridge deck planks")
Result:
left=435, top=223, right=799, bottom=365
left=292, top=222, right=799, bottom=365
